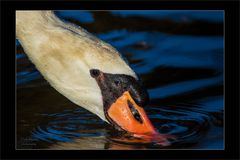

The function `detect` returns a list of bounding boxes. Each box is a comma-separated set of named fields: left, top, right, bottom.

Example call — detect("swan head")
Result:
left=90, top=69, right=158, bottom=135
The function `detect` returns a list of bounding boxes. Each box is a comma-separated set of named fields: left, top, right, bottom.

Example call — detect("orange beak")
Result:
left=107, top=91, right=157, bottom=135
left=107, top=91, right=175, bottom=146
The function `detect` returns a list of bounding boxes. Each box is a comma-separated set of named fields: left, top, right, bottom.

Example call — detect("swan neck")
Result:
left=17, top=11, right=59, bottom=37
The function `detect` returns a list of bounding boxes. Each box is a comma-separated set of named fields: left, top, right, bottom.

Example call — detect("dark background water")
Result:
left=16, top=10, right=224, bottom=149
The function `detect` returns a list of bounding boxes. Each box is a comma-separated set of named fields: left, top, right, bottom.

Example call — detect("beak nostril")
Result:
left=128, top=100, right=143, bottom=124
left=90, top=69, right=100, bottom=78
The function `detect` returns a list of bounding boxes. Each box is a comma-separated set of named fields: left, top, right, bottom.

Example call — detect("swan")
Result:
left=16, top=11, right=171, bottom=144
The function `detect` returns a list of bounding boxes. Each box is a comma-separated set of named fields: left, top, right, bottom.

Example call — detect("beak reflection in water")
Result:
left=90, top=69, right=174, bottom=146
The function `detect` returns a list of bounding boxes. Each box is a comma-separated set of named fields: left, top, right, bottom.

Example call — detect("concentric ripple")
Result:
left=31, top=108, right=107, bottom=144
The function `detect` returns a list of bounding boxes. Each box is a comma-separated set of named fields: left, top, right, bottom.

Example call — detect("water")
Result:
left=16, top=11, right=224, bottom=149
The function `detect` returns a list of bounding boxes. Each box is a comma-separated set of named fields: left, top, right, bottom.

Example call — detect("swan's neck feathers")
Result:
left=16, top=11, right=137, bottom=122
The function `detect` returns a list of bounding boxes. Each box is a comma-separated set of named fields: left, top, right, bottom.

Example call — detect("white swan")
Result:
left=16, top=11, right=171, bottom=142
left=16, top=11, right=135, bottom=120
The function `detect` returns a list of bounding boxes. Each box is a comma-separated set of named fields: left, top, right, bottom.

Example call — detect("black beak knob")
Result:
left=129, top=83, right=149, bottom=107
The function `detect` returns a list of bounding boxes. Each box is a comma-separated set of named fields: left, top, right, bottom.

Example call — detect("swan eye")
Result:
left=114, top=80, right=120, bottom=86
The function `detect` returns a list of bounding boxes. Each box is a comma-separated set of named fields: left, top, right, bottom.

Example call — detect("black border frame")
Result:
left=1, top=0, right=239, bottom=159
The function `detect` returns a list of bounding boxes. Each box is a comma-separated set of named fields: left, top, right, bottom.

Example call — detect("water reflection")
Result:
left=17, top=10, right=224, bottom=149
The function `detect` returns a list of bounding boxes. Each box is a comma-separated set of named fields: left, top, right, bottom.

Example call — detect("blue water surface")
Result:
left=17, top=10, right=224, bottom=149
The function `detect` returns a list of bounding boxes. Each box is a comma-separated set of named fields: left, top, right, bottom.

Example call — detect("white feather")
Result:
left=16, top=11, right=137, bottom=122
